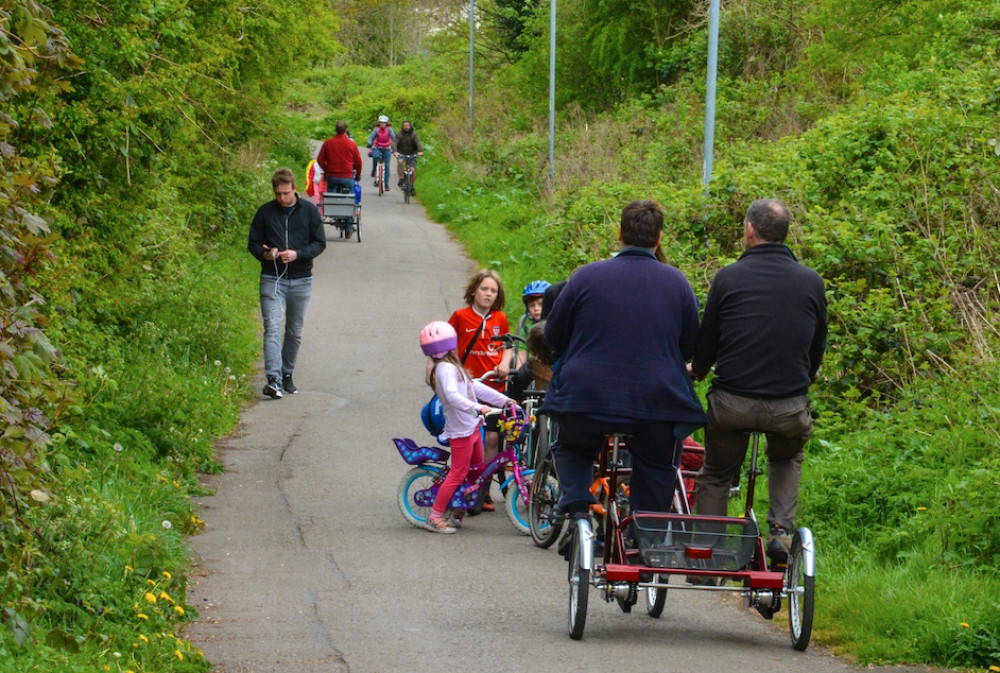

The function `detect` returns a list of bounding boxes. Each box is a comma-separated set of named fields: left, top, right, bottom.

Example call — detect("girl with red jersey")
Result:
left=448, top=270, right=510, bottom=510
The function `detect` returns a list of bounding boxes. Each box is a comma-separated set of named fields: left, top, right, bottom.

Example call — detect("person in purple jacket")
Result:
left=543, top=200, right=706, bottom=520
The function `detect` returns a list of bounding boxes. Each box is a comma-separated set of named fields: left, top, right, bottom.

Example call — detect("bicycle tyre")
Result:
left=645, top=574, right=668, bottom=617
left=528, top=451, right=561, bottom=548
left=377, top=162, right=384, bottom=196
left=787, top=529, right=815, bottom=651
left=568, top=519, right=590, bottom=640
left=403, top=172, right=411, bottom=204
left=397, top=466, right=439, bottom=529
left=503, top=471, right=532, bottom=535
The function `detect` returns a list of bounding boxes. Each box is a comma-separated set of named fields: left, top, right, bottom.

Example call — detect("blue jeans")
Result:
left=259, top=275, right=313, bottom=381
left=372, top=147, right=392, bottom=187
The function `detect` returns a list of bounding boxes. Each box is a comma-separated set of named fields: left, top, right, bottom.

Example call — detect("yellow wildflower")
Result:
left=916, top=506, right=927, bottom=512
left=162, top=571, right=172, bottom=579
left=137, top=613, right=148, bottom=620
left=159, top=591, right=175, bottom=604
left=988, top=666, right=999, bottom=672
left=124, top=565, right=134, bottom=572
left=139, top=634, right=148, bottom=643
left=146, top=579, right=157, bottom=587
left=174, top=605, right=185, bottom=616
left=960, top=622, right=970, bottom=628
left=175, top=650, right=184, bottom=661
left=144, top=592, right=157, bottom=603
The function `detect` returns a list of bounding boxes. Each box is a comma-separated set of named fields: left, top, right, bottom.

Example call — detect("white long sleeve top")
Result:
left=433, top=361, right=511, bottom=439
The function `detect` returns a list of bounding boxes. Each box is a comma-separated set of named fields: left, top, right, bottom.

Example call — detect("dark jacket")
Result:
left=691, top=243, right=827, bottom=399
left=543, top=248, right=706, bottom=428
left=393, top=128, right=423, bottom=155
left=247, top=196, right=326, bottom=279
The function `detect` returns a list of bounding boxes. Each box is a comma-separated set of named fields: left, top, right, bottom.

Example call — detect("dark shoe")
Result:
left=384, top=186, right=390, bottom=192
left=263, top=377, right=283, bottom=399
left=398, top=178, right=404, bottom=187
left=281, top=374, right=297, bottom=394
left=410, top=187, right=416, bottom=196
left=766, top=524, right=791, bottom=565
left=373, top=180, right=378, bottom=187
left=481, top=494, right=494, bottom=512
left=345, top=228, right=355, bottom=239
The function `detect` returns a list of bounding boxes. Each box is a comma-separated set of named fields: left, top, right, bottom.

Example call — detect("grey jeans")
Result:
left=259, top=275, right=313, bottom=381
left=694, top=388, right=814, bottom=530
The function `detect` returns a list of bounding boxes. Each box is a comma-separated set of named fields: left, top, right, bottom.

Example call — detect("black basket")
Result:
left=633, top=513, right=759, bottom=571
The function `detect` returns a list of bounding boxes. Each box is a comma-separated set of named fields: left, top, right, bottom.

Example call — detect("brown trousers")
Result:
left=694, top=388, right=814, bottom=530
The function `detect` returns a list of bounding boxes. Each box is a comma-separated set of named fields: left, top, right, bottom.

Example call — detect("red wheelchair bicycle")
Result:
left=565, top=431, right=815, bottom=650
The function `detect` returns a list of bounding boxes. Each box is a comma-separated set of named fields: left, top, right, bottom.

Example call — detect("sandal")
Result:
left=425, top=516, right=456, bottom=534
left=448, top=511, right=465, bottom=529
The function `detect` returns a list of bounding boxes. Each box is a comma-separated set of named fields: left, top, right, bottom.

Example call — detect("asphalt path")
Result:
left=186, top=175, right=938, bottom=673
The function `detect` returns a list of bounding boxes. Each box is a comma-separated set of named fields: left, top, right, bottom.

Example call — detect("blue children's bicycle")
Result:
left=394, top=403, right=535, bottom=533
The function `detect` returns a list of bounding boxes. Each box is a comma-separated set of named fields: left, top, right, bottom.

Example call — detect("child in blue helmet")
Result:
left=506, top=280, right=550, bottom=400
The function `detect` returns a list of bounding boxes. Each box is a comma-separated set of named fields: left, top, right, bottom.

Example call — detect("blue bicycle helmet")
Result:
left=421, top=395, right=446, bottom=437
left=522, top=280, right=551, bottom=304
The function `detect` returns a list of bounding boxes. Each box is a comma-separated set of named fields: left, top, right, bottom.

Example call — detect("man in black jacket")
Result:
left=392, top=119, right=423, bottom=195
left=690, top=198, right=827, bottom=564
left=248, top=168, right=327, bottom=399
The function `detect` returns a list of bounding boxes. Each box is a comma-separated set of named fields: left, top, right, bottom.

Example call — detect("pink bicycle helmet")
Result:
left=420, top=321, right=457, bottom=358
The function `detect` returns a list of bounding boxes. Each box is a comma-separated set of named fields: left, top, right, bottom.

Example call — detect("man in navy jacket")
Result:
left=544, top=200, right=706, bottom=517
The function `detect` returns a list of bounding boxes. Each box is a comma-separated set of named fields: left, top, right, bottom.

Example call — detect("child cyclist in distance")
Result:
left=448, top=270, right=510, bottom=511
left=420, top=321, right=516, bottom=533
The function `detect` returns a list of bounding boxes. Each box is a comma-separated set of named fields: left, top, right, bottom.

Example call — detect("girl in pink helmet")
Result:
left=420, top=321, right=515, bottom=533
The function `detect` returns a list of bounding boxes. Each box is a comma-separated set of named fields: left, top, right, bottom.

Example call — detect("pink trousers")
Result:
left=431, top=431, right=484, bottom=519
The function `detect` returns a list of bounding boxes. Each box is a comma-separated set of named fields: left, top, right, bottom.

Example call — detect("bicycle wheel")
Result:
left=403, top=172, right=411, bottom=204
left=787, top=528, right=815, bottom=651
left=568, top=518, right=590, bottom=640
left=528, top=450, right=561, bottom=548
left=397, top=466, right=439, bottom=529
left=503, top=471, right=532, bottom=535
left=377, top=162, right=384, bottom=196
left=645, top=574, right=668, bottom=618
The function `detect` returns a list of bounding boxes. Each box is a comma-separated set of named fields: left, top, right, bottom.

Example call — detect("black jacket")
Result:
left=691, top=243, right=827, bottom=399
left=247, top=196, right=326, bottom=279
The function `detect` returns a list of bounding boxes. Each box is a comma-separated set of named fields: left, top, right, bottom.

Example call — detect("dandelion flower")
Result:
left=137, top=613, right=148, bottom=620
left=162, top=571, right=172, bottom=579
left=125, top=565, right=134, bottom=572
left=175, top=650, right=184, bottom=661
left=144, top=592, right=157, bottom=603
left=916, top=506, right=927, bottom=512
left=174, top=605, right=185, bottom=616
left=114, top=443, right=124, bottom=452
left=139, top=634, right=148, bottom=643
left=988, top=666, right=999, bottom=672
left=162, top=520, right=172, bottom=529
left=113, top=652, right=121, bottom=659
left=214, top=360, right=222, bottom=366
left=146, top=579, right=157, bottom=586
left=159, top=591, right=174, bottom=604
left=960, top=622, right=970, bottom=628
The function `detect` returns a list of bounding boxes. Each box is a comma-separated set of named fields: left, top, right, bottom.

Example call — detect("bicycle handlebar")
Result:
left=490, top=333, right=527, bottom=348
